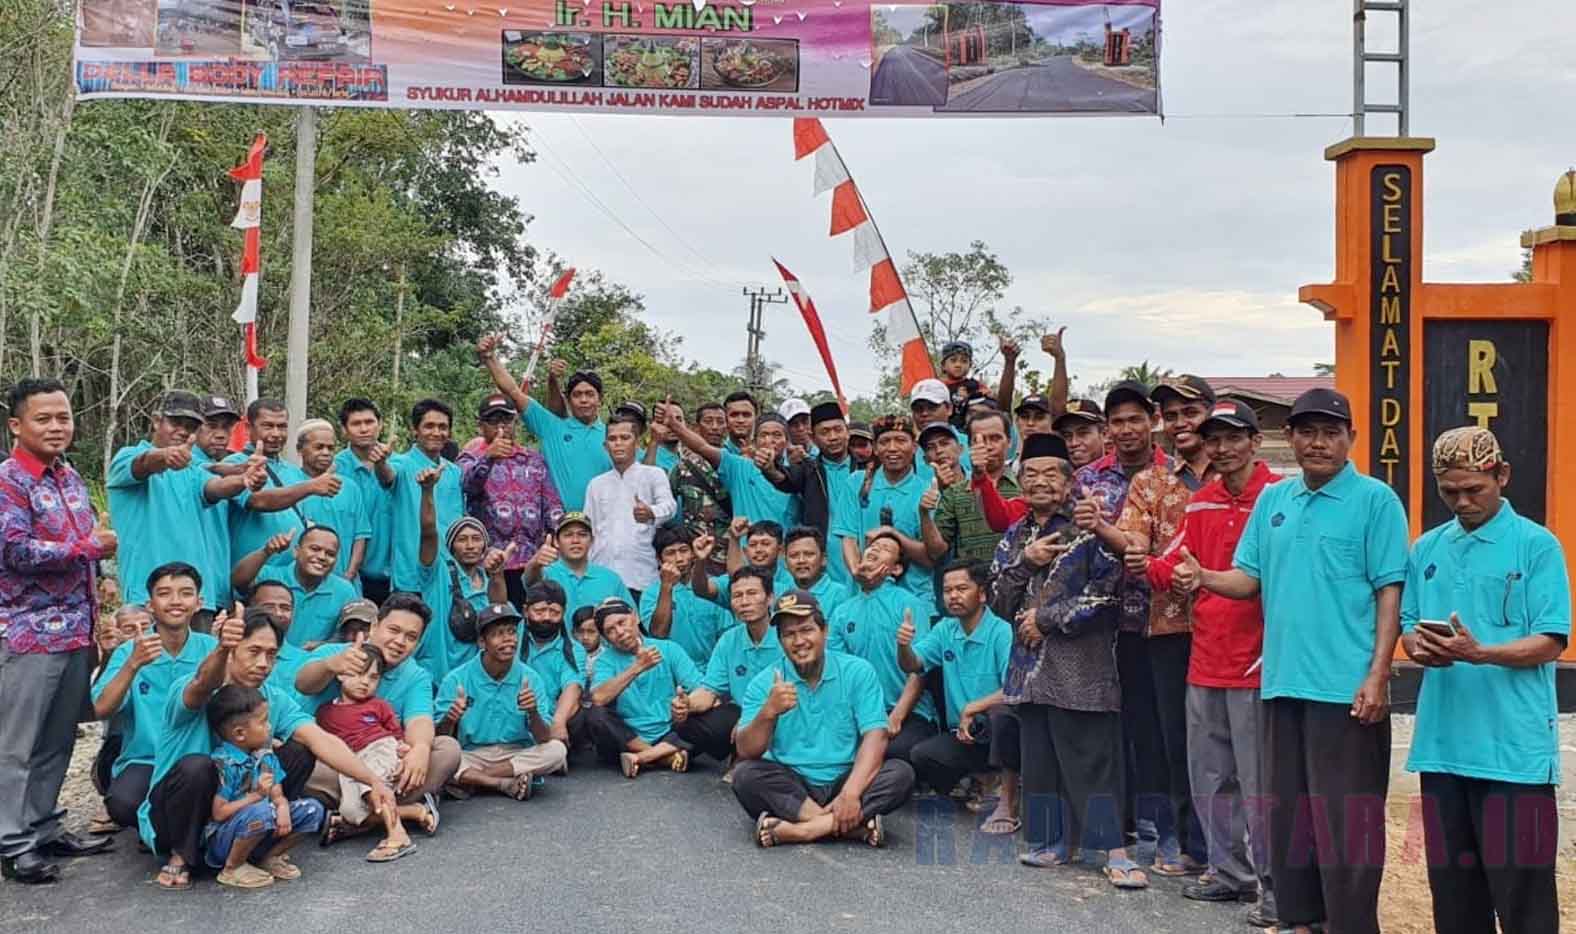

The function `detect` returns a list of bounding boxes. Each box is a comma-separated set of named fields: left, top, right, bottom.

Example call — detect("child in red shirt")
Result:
left=314, top=644, right=418, bottom=861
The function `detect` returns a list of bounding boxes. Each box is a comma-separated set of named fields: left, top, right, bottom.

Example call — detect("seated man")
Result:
left=692, top=518, right=794, bottom=605
left=294, top=594, right=460, bottom=843
left=520, top=581, right=590, bottom=752
left=782, top=526, right=849, bottom=608
left=672, top=567, right=783, bottom=768
left=641, top=526, right=731, bottom=668
left=732, top=590, right=916, bottom=848
left=585, top=598, right=703, bottom=778
left=436, top=604, right=568, bottom=800
left=827, top=532, right=938, bottom=762
left=411, top=466, right=509, bottom=684
left=525, top=512, right=634, bottom=619
left=91, top=563, right=217, bottom=829
left=231, top=526, right=357, bottom=650
left=900, top=560, right=1019, bottom=835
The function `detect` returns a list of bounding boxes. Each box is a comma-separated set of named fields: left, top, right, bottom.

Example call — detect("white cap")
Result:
left=908, top=378, right=950, bottom=407
left=777, top=398, right=811, bottom=421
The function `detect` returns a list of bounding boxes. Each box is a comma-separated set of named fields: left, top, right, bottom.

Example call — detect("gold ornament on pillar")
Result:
left=1554, top=169, right=1576, bottom=226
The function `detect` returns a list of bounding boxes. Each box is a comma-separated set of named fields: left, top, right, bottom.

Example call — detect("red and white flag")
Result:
left=524, top=266, right=576, bottom=381
left=792, top=118, right=934, bottom=394
left=228, top=133, right=268, bottom=384
left=772, top=259, right=847, bottom=412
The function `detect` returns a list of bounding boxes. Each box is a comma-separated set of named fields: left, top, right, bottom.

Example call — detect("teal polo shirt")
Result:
left=522, top=403, right=609, bottom=512
left=390, top=449, right=464, bottom=592
left=413, top=553, right=489, bottom=685
left=740, top=651, right=888, bottom=786
left=92, top=630, right=217, bottom=778
left=718, top=450, right=798, bottom=530
left=107, top=442, right=220, bottom=607
left=652, top=445, right=680, bottom=473
left=225, top=453, right=308, bottom=570
left=639, top=582, right=733, bottom=667
left=305, top=642, right=437, bottom=721
left=298, top=471, right=371, bottom=583
left=911, top=609, right=1012, bottom=728
left=524, top=632, right=589, bottom=717
left=256, top=564, right=357, bottom=650
left=818, top=456, right=855, bottom=589
left=545, top=561, right=633, bottom=617
left=831, top=466, right=932, bottom=600
left=138, top=674, right=312, bottom=853
left=590, top=636, right=703, bottom=743
left=191, top=448, right=235, bottom=607
left=804, top=573, right=850, bottom=612
left=701, top=622, right=783, bottom=700
left=1401, top=502, right=1571, bottom=785
left=1233, top=460, right=1409, bottom=704
left=437, top=656, right=552, bottom=749
left=333, top=448, right=395, bottom=582
left=827, top=582, right=937, bottom=723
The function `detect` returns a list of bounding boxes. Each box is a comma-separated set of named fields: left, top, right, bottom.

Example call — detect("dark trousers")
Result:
left=731, top=757, right=915, bottom=821
left=362, top=576, right=392, bottom=608
left=582, top=705, right=690, bottom=767
left=503, top=569, right=528, bottom=612
left=105, top=763, right=154, bottom=829
left=1420, top=772, right=1560, bottom=934
left=674, top=703, right=740, bottom=763
left=1017, top=702, right=1126, bottom=853
left=910, top=705, right=1021, bottom=794
left=885, top=712, right=937, bottom=763
left=1118, top=631, right=1204, bottom=859
left=1264, top=698, right=1389, bottom=934
left=91, top=730, right=124, bottom=796
left=148, top=740, right=315, bottom=868
left=0, top=646, right=93, bottom=857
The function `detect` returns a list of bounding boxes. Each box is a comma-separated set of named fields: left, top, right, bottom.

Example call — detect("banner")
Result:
left=73, top=0, right=1160, bottom=117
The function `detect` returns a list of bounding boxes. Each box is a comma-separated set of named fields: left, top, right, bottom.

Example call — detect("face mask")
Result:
left=527, top=622, right=561, bottom=641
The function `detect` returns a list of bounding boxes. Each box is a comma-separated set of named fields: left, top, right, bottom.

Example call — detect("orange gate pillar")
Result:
left=1301, top=138, right=1576, bottom=661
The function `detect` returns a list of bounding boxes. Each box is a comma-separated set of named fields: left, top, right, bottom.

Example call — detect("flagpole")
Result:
left=285, top=106, right=317, bottom=464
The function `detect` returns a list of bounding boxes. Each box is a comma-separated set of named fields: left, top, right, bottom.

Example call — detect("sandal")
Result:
left=156, top=862, right=192, bottom=891
left=863, top=815, right=885, bottom=848
left=366, top=840, right=418, bottom=863
left=619, top=752, right=641, bottom=779
left=420, top=793, right=441, bottom=836
left=1152, top=853, right=1205, bottom=877
left=1018, top=845, right=1075, bottom=868
left=259, top=854, right=301, bottom=881
left=1104, top=859, right=1151, bottom=890
left=319, top=811, right=350, bottom=848
left=509, top=774, right=534, bottom=801
left=980, top=815, right=1021, bottom=836
left=217, top=863, right=275, bottom=889
left=754, top=813, right=782, bottom=849
left=87, top=814, right=121, bottom=836
left=669, top=749, right=689, bottom=773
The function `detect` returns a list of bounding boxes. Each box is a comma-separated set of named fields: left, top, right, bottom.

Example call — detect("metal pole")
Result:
left=1397, top=0, right=1409, bottom=136
left=1352, top=0, right=1365, bottom=136
left=285, top=106, right=316, bottom=463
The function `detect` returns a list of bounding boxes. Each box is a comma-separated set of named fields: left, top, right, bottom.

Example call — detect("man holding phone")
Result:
left=1399, top=426, right=1569, bottom=932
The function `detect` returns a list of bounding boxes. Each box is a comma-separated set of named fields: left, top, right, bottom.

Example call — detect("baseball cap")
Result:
left=1431, top=426, right=1505, bottom=475
left=478, top=393, right=519, bottom=419
left=476, top=602, right=523, bottom=631
left=201, top=394, right=240, bottom=420
left=848, top=421, right=874, bottom=442
left=1014, top=394, right=1052, bottom=416
left=939, top=340, right=973, bottom=361
left=1200, top=400, right=1260, bottom=434
left=1051, top=398, right=1104, bottom=432
left=771, top=589, right=823, bottom=624
left=1151, top=375, right=1216, bottom=407
left=1288, top=387, right=1353, bottom=425
left=778, top=398, right=811, bottom=422
left=556, top=511, right=592, bottom=535
left=918, top=422, right=957, bottom=449
left=1103, top=380, right=1153, bottom=414
left=337, top=599, right=379, bottom=626
left=159, top=390, right=205, bottom=423
left=908, top=378, right=951, bottom=408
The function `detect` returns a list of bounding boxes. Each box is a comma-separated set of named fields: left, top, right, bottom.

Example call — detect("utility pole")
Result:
left=285, top=106, right=316, bottom=463
left=741, top=286, right=787, bottom=393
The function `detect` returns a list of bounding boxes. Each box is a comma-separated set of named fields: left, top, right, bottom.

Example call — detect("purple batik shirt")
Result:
left=0, top=447, right=105, bottom=654
left=458, top=437, right=564, bottom=570
left=1074, top=446, right=1169, bottom=635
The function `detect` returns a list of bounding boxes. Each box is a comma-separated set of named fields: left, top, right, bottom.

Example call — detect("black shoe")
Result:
left=1, top=850, right=61, bottom=884
left=37, top=831, right=113, bottom=858
left=1183, top=879, right=1255, bottom=903
left=1244, top=903, right=1281, bottom=928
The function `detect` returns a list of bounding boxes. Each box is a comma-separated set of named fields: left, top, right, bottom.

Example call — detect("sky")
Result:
left=489, top=0, right=1575, bottom=400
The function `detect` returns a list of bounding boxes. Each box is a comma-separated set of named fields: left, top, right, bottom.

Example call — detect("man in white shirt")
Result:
left=586, top=414, right=677, bottom=600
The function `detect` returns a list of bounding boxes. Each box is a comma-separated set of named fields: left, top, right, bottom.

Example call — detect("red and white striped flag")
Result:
left=792, top=118, right=934, bottom=394
left=772, top=259, right=847, bottom=412
left=524, top=267, right=576, bottom=381
left=228, top=133, right=268, bottom=402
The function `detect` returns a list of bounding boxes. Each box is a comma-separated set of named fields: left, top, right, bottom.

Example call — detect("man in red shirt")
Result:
left=1145, top=400, right=1280, bottom=928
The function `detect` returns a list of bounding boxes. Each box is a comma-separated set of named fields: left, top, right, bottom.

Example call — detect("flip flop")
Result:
left=1104, top=860, right=1151, bottom=890
left=1018, top=846, right=1075, bottom=868
left=620, top=752, right=641, bottom=779
left=155, top=862, right=191, bottom=891
left=319, top=810, right=348, bottom=848
left=420, top=793, right=441, bottom=836
left=87, top=816, right=121, bottom=836
left=217, top=863, right=275, bottom=889
left=980, top=816, right=1021, bottom=836
left=260, top=855, right=301, bottom=880
left=754, top=812, right=781, bottom=848
left=509, top=774, right=534, bottom=801
left=863, top=815, right=885, bottom=848
left=365, top=840, right=418, bottom=863
left=669, top=749, right=689, bottom=773
left=1151, top=854, right=1206, bottom=877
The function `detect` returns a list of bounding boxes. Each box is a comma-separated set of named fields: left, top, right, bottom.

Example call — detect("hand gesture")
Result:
left=1123, top=539, right=1150, bottom=576
left=634, top=645, right=663, bottom=673
left=516, top=681, right=538, bottom=715
left=919, top=482, right=941, bottom=512
left=531, top=534, right=559, bottom=569
left=934, top=460, right=960, bottom=489
left=415, top=467, right=441, bottom=490
left=999, top=334, right=1020, bottom=360
left=729, top=515, right=751, bottom=540
left=786, top=444, right=807, bottom=465
left=751, top=445, right=774, bottom=472
left=1023, top=535, right=1068, bottom=568
left=89, top=520, right=118, bottom=558
left=476, top=333, right=502, bottom=359
left=129, top=632, right=162, bottom=670
left=669, top=686, right=690, bottom=724
left=443, top=686, right=469, bottom=724
left=548, top=358, right=568, bottom=381
left=691, top=532, right=715, bottom=563
left=968, top=441, right=993, bottom=474
left=1072, top=492, right=1103, bottom=531
left=1040, top=326, right=1067, bottom=360
left=1015, top=609, right=1043, bottom=649
left=482, top=546, right=509, bottom=576
left=895, top=608, right=916, bottom=648
left=310, top=471, right=343, bottom=497
left=659, top=560, right=683, bottom=587
left=162, top=444, right=193, bottom=471
left=486, top=435, right=515, bottom=460
left=632, top=498, right=655, bottom=524
left=329, top=633, right=372, bottom=676
left=366, top=441, right=392, bottom=465
left=264, top=530, right=296, bottom=556
left=216, top=608, right=244, bottom=651
left=242, top=454, right=268, bottom=492
left=255, top=765, right=276, bottom=795
left=763, top=669, right=798, bottom=718
left=1171, top=547, right=1202, bottom=594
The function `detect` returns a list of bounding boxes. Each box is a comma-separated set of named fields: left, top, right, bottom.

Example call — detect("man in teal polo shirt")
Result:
left=232, top=526, right=357, bottom=650
left=436, top=604, right=568, bottom=800
left=783, top=526, right=850, bottom=609
left=410, top=467, right=508, bottom=685
left=586, top=598, right=704, bottom=778
left=661, top=405, right=798, bottom=530
left=691, top=519, right=794, bottom=609
left=671, top=566, right=782, bottom=767
left=224, top=398, right=340, bottom=568
left=389, top=399, right=464, bottom=592
left=828, top=531, right=937, bottom=762
left=333, top=398, right=396, bottom=603
left=1399, top=426, right=1568, bottom=933
left=642, top=526, right=732, bottom=667
left=191, top=394, right=252, bottom=613
left=900, top=559, right=1019, bottom=833
left=90, top=562, right=217, bottom=830
left=295, top=419, right=371, bottom=586
left=526, top=512, right=634, bottom=618
left=520, top=581, right=589, bottom=749
left=1180, top=388, right=1408, bottom=934
left=478, top=336, right=610, bottom=512
left=732, top=589, right=916, bottom=848
left=833, top=415, right=935, bottom=601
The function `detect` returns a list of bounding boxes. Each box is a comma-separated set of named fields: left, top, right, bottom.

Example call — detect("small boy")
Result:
left=939, top=341, right=991, bottom=429
left=203, top=685, right=325, bottom=888
left=572, top=605, right=600, bottom=682
left=313, top=645, right=422, bottom=861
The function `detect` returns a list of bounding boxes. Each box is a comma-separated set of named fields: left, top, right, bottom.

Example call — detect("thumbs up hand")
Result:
left=896, top=608, right=916, bottom=648
left=1123, top=537, right=1151, bottom=576
left=632, top=497, right=655, bottom=524
left=669, top=686, right=690, bottom=723
left=1172, top=546, right=1203, bottom=594
left=764, top=668, right=798, bottom=718
left=443, top=686, right=469, bottom=725
left=89, top=518, right=118, bottom=558
left=919, top=481, right=941, bottom=512
left=1073, top=492, right=1104, bottom=531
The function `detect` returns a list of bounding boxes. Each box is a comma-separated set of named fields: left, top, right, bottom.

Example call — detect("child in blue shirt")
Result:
left=203, top=685, right=326, bottom=888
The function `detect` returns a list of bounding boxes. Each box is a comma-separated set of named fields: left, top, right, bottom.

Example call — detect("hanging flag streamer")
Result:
left=228, top=133, right=268, bottom=392
left=792, top=117, right=935, bottom=394
left=772, top=258, right=847, bottom=412
left=523, top=267, right=577, bottom=383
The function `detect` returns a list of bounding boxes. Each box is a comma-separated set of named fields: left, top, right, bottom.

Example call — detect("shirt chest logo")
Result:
left=1424, top=563, right=1436, bottom=580
left=943, top=650, right=956, bottom=662
left=138, top=681, right=151, bottom=695
left=845, top=622, right=856, bottom=634
left=563, top=433, right=573, bottom=443
left=734, top=664, right=748, bottom=676
left=1270, top=512, right=1286, bottom=527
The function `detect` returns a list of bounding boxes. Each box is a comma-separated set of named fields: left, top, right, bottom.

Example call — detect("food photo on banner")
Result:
left=72, top=0, right=1160, bottom=116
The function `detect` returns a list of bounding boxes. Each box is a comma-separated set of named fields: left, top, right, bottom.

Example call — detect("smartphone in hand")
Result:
left=1417, top=618, right=1457, bottom=638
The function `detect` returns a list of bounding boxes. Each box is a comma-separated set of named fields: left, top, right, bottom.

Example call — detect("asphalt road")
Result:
left=943, top=57, right=1157, bottom=114
left=4, top=763, right=1249, bottom=934
left=869, top=45, right=947, bottom=108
